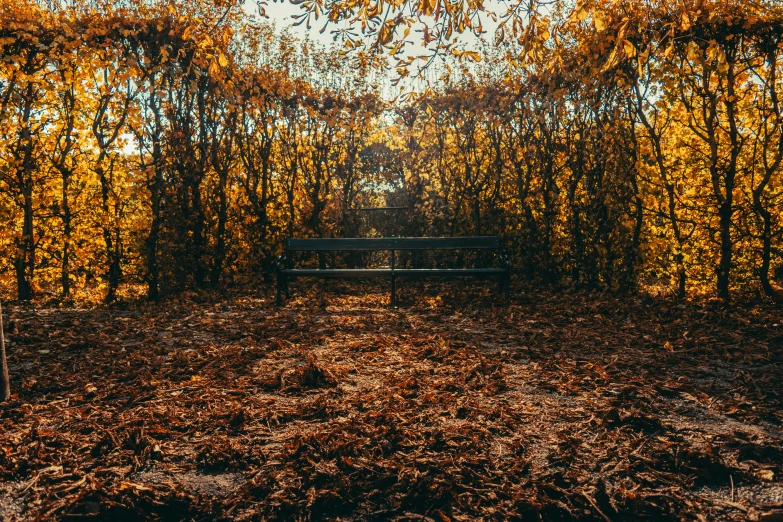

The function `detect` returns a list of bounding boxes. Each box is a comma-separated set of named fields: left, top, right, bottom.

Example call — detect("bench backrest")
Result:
left=286, top=236, right=502, bottom=252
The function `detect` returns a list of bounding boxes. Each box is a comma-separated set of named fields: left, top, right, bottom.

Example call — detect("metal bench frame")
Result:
left=275, top=236, right=510, bottom=306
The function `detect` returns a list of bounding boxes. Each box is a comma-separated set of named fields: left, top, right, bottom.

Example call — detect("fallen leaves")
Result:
left=0, top=283, right=780, bottom=520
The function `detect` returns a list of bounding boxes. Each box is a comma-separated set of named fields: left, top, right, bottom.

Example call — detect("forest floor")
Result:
left=0, top=281, right=782, bottom=521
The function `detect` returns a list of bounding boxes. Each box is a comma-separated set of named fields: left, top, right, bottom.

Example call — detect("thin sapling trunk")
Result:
left=0, top=299, right=10, bottom=402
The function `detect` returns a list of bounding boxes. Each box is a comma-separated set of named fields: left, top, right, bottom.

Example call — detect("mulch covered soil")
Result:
left=1, top=281, right=782, bottom=521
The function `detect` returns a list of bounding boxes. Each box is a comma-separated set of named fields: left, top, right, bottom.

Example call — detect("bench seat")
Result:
left=281, top=268, right=506, bottom=277
left=276, top=236, right=510, bottom=306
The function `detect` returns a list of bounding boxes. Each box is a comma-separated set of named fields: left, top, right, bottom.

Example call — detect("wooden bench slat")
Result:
left=276, top=236, right=510, bottom=306
left=281, top=269, right=393, bottom=278
left=285, top=236, right=501, bottom=251
left=393, top=268, right=505, bottom=276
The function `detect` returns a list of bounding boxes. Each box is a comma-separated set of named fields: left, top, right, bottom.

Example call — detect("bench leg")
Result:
left=284, top=276, right=290, bottom=299
left=276, top=276, right=282, bottom=306
left=391, top=275, right=397, bottom=307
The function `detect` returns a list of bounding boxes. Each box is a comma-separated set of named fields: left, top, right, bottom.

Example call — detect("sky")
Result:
left=248, top=1, right=504, bottom=44
left=243, top=1, right=411, bottom=94
left=244, top=1, right=357, bottom=45
left=241, top=1, right=508, bottom=95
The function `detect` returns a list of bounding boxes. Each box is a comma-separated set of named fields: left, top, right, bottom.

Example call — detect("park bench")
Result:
left=275, top=236, right=510, bottom=306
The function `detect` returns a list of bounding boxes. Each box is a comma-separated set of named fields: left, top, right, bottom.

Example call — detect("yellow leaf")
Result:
left=594, top=11, right=606, bottom=32
left=687, top=41, right=700, bottom=61
left=218, top=52, right=228, bottom=67
left=664, top=341, right=674, bottom=352
left=119, top=482, right=152, bottom=492
left=681, top=12, right=692, bottom=31
left=623, top=40, right=636, bottom=58
left=602, top=48, right=618, bottom=71
left=209, top=60, right=220, bottom=78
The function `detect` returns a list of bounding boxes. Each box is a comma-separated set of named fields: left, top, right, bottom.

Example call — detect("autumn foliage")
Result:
left=1, top=3, right=783, bottom=520
left=1, top=0, right=783, bottom=303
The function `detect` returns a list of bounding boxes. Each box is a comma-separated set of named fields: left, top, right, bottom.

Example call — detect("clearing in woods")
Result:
left=0, top=282, right=781, bottom=521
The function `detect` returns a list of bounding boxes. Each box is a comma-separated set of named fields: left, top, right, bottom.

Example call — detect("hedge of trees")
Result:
left=1, top=0, right=782, bottom=302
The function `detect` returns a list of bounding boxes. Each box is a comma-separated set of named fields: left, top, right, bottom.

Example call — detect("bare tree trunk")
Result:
left=146, top=196, right=162, bottom=300
left=211, top=171, right=228, bottom=287
left=753, top=44, right=783, bottom=298
left=716, top=53, right=741, bottom=303
left=61, top=174, right=72, bottom=299
left=97, top=163, right=120, bottom=303
left=0, top=300, right=10, bottom=402
left=568, top=160, right=584, bottom=285
left=14, top=86, right=37, bottom=302
left=717, top=200, right=734, bottom=301
left=755, top=204, right=774, bottom=296
left=191, top=179, right=208, bottom=288
left=144, top=84, right=164, bottom=301
left=15, top=186, right=35, bottom=302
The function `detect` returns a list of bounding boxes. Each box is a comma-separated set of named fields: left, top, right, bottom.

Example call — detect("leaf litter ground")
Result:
left=1, top=281, right=782, bottom=521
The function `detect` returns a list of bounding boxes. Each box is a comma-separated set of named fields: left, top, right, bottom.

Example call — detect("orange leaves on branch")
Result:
left=419, top=0, right=437, bottom=17
left=451, top=48, right=481, bottom=62
left=378, top=21, right=395, bottom=46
